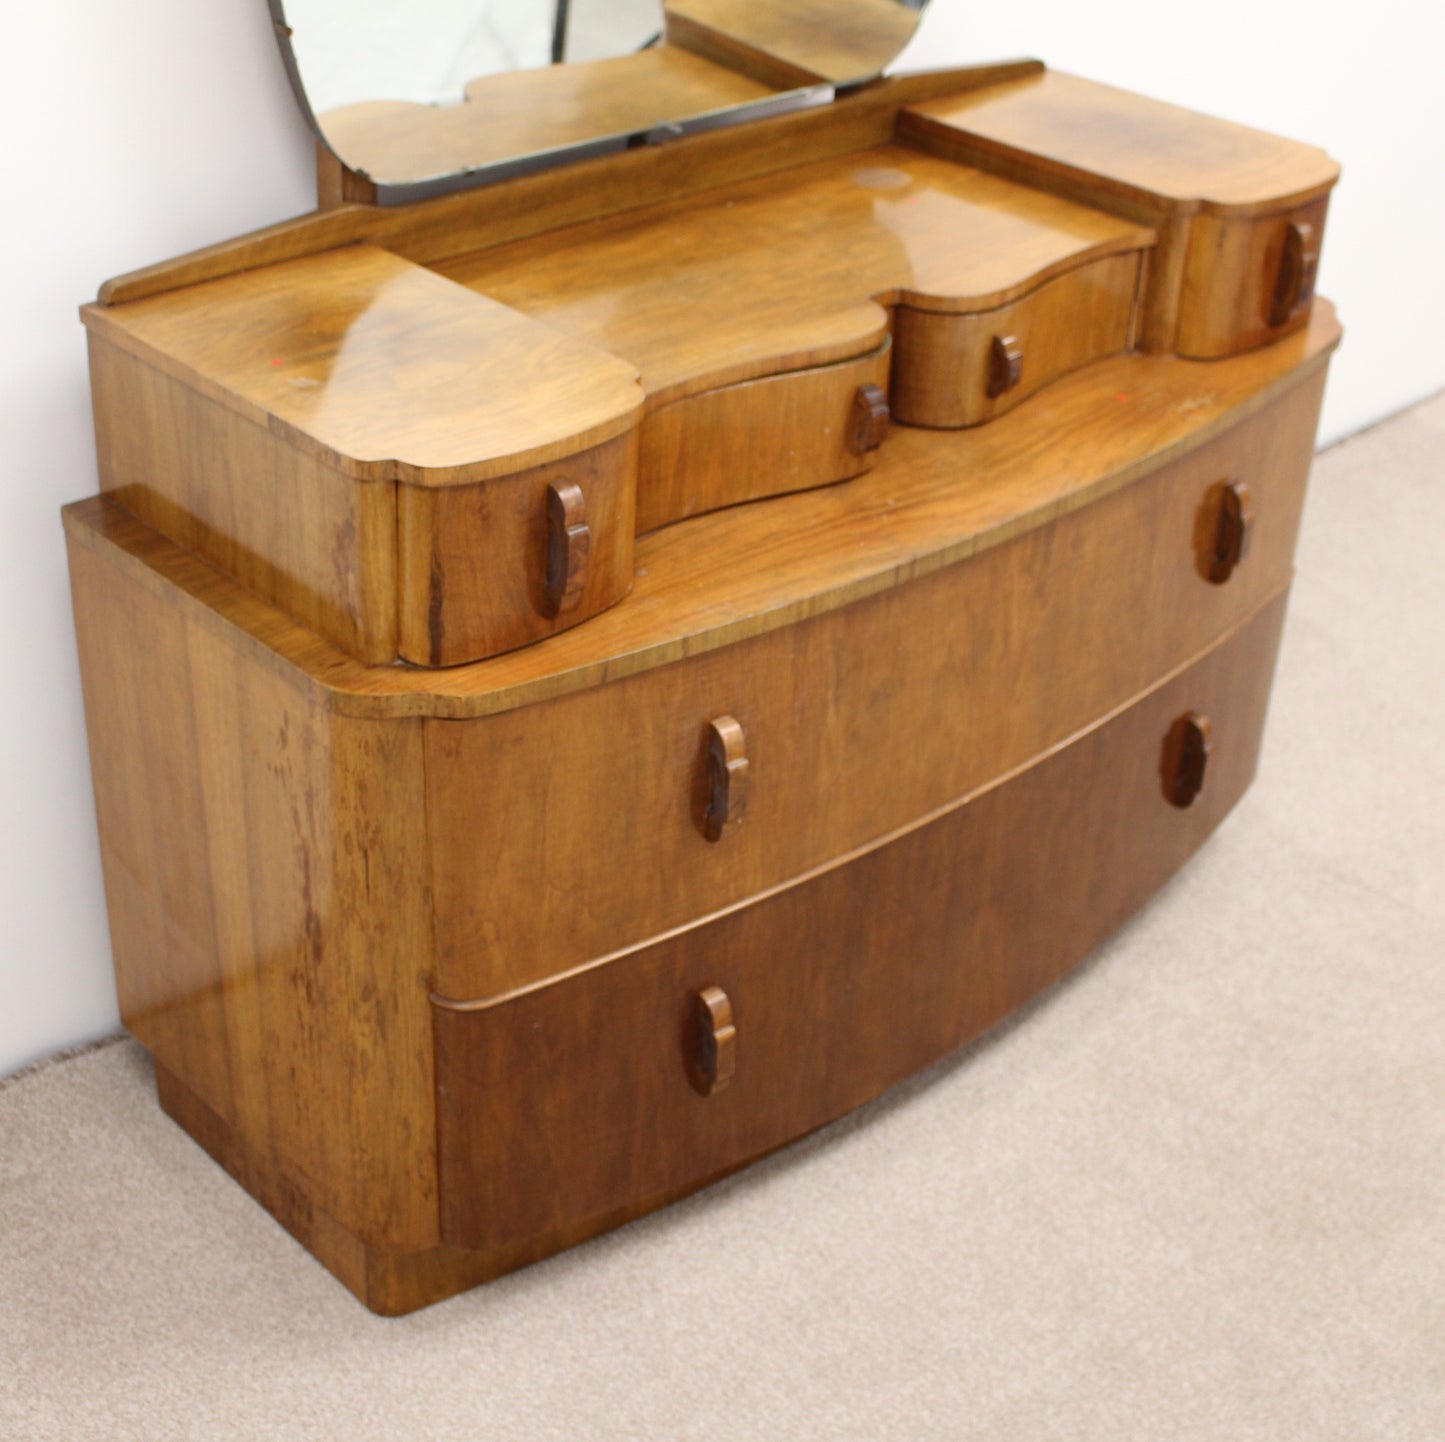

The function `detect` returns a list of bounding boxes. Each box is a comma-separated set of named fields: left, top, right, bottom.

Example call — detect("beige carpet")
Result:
left=4, top=392, right=1443, bottom=1441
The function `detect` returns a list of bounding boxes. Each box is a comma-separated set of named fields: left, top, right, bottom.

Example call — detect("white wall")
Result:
left=0, top=4, right=314, bottom=1078
left=1, top=2, right=1439, bottom=1078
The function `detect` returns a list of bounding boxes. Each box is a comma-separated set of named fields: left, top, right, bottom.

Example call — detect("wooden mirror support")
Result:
left=64, top=57, right=1340, bottom=1313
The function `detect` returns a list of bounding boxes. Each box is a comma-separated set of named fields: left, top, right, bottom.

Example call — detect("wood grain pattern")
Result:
left=433, top=590, right=1289, bottom=1255
left=438, top=143, right=1151, bottom=407
left=396, top=431, right=638, bottom=666
left=63, top=61, right=1342, bottom=1319
left=901, top=71, right=1339, bottom=214
left=422, top=369, right=1325, bottom=1000
left=85, top=245, right=644, bottom=665
left=890, top=249, right=1140, bottom=427
left=85, top=130, right=1145, bottom=666
left=153, top=1054, right=792, bottom=1314
left=898, top=73, right=1340, bottom=358
left=317, top=48, right=780, bottom=187
left=87, top=333, right=399, bottom=664
left=316, top=143, right=378, bottom=210
left=60, top=302, right=1340, bottom=721
left=96, top=64, right=1046, bottom=308
left=66, top=529, right=439, bottom=1255
left=85, top=244, right=644, bottom=485
left=636, top=345, right=891, bottom=531
left=148, top=555, right=1281, bottom=1319
left=1177, top=196, right=1331, bottom=357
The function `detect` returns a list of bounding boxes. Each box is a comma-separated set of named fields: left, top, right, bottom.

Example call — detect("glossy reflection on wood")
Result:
left=63, top=302, right=1338, bottom=722
left=84, top=245, right=644, bottom=483
left=899, top=72, right=1339, bottom=357
left=88, top=90, right=1157, bottom=667
left=97, top=64, right=1048, bottom=307
left=64, top=61, right=1340, bottom=1314
left=437, top=143, right=1152, bottom=405
left=67, top=529, right=439, bottom=1254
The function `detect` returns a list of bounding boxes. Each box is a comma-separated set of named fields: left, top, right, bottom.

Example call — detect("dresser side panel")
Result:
left=66, top=528, right=438, bottom=1251
left=88, top=335, right=398, bottom=665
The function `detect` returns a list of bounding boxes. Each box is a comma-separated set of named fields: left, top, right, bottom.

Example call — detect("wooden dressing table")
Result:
left=64, top=17, right=1339, bottom=1312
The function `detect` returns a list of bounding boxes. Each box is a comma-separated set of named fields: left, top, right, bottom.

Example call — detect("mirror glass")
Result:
left=269, top=0, right=930, bottom=201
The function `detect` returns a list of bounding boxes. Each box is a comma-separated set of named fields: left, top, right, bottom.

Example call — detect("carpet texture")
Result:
left=3, top=392, right=1442, bottom=1441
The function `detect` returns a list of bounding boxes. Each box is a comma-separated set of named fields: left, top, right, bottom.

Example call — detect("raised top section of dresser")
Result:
left=80, top=63, right=1337, bottom=670
left=66, top=298, right=1340, bottom=721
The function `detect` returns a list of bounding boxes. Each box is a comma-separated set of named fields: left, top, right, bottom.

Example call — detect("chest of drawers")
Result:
left=64, top=61, right=1339, bottom=1313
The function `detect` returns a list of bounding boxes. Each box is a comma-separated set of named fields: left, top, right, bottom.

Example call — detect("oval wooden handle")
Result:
left=848, top=383, right=890, bottom=455
left=686, top=985, right=736, bottom=1097
left=544, top=481, right=590, bottom=615
left=1164, top=712, right=1212, bottom=809
left=1208, top=480, right=1255, bottom=584
left=1269, top=221, right=1319, bottom=327
left=702, top=715, right=749, bottom=842
left=987, top=333, right=1024, bottom=398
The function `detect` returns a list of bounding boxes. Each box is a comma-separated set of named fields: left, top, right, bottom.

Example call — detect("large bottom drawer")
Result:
left=433, top=588, right=1288, bottom=1253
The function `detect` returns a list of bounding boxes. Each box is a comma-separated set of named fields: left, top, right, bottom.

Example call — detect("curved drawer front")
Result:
left=84, top=245, right=647, bottom=669
left=1178, top=197, right=1330, bottom=359
left=396, top=430, right=638, bottom=666
left=433, top=589, right=1289, bottom=1254
left=890, top=250, right=1141, bottom=428
left=426, top=371, right=1324, bottom=1001
left=636, top=344, right=892, bottom=534
left=898, top=75, right=1338, bottom=363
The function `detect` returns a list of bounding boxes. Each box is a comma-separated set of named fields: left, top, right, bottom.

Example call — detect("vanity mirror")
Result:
left=269, top=0, right=930, bottom=200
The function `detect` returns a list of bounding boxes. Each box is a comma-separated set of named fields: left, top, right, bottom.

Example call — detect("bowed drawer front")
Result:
left=425, top=371, right=1323, bottom=1002
left=900, top=71, right=1338, bottom=358
left=635, top=343, right=894, bottom=532
left=432, top=590, right=1289, bottom=1254
left=888, top=249, right=1141, bottom=428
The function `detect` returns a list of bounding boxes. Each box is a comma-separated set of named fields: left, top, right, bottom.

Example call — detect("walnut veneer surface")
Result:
left=65, top=62, right=1340, bottom=1312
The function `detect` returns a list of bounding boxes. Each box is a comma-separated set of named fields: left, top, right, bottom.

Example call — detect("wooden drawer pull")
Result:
left=1208, top=480, right=1255, bottom=584
left=987, top=333, right=1024, bottom=398
left=686, top=985, right=736, bottom=1097
left=544, top=481, right=590, bottom=616
left=702, top=715, right=749, bottom=842
left=1164, top=712, right=1212, bottom=809
left=848, top=383, right=891, bottom=455
left=1269, top=221, right=1319, bottom=327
